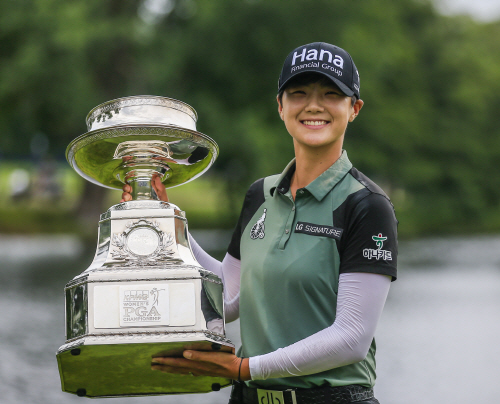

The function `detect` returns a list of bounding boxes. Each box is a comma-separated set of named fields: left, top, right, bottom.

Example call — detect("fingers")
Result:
left=151, top=357, right=204, bottom=376
left=151, top=351, right=241, bottom=379
left=119, top=179, right=169, bottom=203
left=151, top=362, right=196, bottom=376
left=120, top=184, right=132, bottom=203
left=120, top=191, right=132, bottom=202
left=152, top=175, right=169, bottom=202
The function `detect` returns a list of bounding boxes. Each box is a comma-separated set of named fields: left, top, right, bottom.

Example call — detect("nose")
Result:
left=305, top=93, right=324, bottom=112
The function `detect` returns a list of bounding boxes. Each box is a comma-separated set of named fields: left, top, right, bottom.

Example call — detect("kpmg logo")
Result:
left=291, top=47, right=344, bottom=77
left=123, top=290, right=149, bottom=301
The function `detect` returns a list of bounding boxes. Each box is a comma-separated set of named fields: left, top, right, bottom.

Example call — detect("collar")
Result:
left=270, top=150, right=353, bottom=201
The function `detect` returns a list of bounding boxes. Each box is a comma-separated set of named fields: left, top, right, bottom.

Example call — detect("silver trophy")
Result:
left=56, top=96, right=234, bottom=398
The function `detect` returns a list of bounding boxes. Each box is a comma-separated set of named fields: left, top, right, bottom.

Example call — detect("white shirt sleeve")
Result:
left=249, top=272, right=391, bottom=380
left=189, top=234, right=241, bottom=322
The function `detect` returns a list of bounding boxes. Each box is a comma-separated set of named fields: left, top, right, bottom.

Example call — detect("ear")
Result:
left=349, top=99, right=364, bottom=122
left=277, top=95, right=284, bottom=121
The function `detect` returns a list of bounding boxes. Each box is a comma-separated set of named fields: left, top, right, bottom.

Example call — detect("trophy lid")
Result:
left=67, top=96, right=218, bottom=191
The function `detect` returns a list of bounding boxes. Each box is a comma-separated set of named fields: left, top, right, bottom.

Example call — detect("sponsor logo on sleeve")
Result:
left=250, top=209, right=267, bottom=240
left=294, top=221, right=343, bottom=240
left=363, top=233, right=392, bottom=261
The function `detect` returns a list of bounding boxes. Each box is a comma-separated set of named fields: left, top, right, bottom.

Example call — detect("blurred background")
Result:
left=1, top=0, right=499, bottom=403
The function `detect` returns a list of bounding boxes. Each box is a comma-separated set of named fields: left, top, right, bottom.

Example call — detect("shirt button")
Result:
left=298, top=189, right=304, bottom=195
left=292, top=206, right=295, bottom=211
left=285, top=229, right=289, bottom=234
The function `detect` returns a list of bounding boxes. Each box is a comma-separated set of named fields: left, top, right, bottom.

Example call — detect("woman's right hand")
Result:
left=120, top=175, right=169, bottom=203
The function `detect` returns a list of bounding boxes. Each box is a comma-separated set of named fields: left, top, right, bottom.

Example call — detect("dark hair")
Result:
left=277, top=72, right=357, bottom=107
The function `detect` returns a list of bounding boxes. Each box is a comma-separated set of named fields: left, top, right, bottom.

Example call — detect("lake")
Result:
left=0, top=233, right=499, bottom=403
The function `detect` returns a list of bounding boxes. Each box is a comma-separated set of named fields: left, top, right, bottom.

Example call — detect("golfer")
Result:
left=122, top=42, right=398, bottom=404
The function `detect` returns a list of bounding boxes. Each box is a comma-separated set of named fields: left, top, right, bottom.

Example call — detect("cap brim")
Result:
left=278, top=70, right=356, bottom=97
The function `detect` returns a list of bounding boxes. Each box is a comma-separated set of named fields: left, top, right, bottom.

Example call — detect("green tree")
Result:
left=1, top=0, right=500, bottom=235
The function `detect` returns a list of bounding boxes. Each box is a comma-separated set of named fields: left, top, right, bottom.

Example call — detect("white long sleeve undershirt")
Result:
left=188, top=234, right=391, bottom=380
left=189, top=234, right=241, bottom=322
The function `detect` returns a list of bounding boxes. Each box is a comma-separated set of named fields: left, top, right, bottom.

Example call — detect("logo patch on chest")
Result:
left=250, top=209, right=267, bottom=240
left=294, top=221, right=343, bottom=240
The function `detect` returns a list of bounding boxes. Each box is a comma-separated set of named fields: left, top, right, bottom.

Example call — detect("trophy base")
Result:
left=57, top=199, right=235, bottom=397
left=57, top=338, right=233, bottom=397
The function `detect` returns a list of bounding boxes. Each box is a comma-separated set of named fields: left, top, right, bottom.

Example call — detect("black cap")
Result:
left=278, top=42, right=360, bottom=98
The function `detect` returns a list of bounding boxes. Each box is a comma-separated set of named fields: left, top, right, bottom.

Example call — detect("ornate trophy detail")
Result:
left=56, top=96, right=234, bottom=398
left=110, top=219, right=176, bottom=265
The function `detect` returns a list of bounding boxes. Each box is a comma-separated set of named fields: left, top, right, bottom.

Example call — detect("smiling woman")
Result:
left=122, top=42, right=398, bottom=404
left=278, top=78, right=363, bottom=181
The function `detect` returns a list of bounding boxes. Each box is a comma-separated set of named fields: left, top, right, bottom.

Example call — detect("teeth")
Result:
left=303, top=120, right=327, bottom=126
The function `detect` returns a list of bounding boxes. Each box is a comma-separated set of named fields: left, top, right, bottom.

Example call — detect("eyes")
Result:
left=287, top=88, right=343, bottom=97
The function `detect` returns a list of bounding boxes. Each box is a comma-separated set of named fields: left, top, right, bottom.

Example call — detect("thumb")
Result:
left=152, top=176, right=169, bottom=202
left=183, top=350, right=207, bottom=361
left=182, top=350, right=227, bottom=363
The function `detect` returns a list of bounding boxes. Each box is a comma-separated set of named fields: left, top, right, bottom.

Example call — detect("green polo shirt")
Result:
left=227, top=151, right=398, bottom=390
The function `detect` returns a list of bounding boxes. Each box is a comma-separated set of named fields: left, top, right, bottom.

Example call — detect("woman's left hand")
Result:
left=151, top=350, right=251, bottom=381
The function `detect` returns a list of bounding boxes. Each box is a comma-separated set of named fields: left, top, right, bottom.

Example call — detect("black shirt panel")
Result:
left=336, top=190, right=398, bottom=281
left=348, top=167, right=390, bottom=199
left=227, top=178, right=266, bottom=259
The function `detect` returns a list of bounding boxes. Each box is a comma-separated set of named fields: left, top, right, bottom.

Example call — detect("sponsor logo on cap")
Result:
left=290, top=47, right=344, bottom=78
left=291, top=47, right=344, bottom=68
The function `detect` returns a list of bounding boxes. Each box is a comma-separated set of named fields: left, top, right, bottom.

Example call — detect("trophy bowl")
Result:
left=66, top=95, right=219, bottom=198
left=56, top=96, right=234, bottom=398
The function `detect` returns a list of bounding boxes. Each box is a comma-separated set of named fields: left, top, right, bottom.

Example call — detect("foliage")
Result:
left=1, top=0, right=499, bottom=236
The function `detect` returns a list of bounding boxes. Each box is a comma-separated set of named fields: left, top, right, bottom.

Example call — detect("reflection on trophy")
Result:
left=56, top=96, right=234, bottom=398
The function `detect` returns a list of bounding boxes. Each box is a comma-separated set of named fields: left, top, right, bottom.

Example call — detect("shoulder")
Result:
left=348, top=167, right=390, bottom=199
left=341, top=167, right=396, bottom=220
left=242, top=173, right=281, bottom=204
left=227, top=175, right=276, bottom=259
left=242, top=177, right=265, bottom=208
left=336, top=167, right=398, bottom=281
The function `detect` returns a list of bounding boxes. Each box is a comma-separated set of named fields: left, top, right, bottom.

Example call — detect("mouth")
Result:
left=301, top=120, right=329, bottom=126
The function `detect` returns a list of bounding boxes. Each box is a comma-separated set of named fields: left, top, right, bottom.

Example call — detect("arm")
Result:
left=151, top=271, right=390, bottom=381
left=189, top=234, right=241, bottom=322
left=249, top=272, right=391, bottom=379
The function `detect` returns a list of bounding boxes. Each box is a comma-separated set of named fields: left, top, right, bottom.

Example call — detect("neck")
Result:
left=290, top=142, right=343, bottom=198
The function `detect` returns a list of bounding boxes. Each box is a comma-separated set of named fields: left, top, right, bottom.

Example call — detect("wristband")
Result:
left=238, top=357, right=245, bottom=382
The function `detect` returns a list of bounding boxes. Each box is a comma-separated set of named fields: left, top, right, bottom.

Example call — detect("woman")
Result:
left=122, top=42, right=398, bottom=404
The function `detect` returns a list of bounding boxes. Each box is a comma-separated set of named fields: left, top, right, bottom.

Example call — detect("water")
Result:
left=0, top=233, right=499, bottom=403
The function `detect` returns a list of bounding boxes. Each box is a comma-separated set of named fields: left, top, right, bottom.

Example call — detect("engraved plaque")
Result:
left=126, top=227, right=159, bottom=256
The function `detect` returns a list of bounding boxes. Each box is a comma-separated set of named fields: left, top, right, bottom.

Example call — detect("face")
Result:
left=278, top=80, right=363, bottom=154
